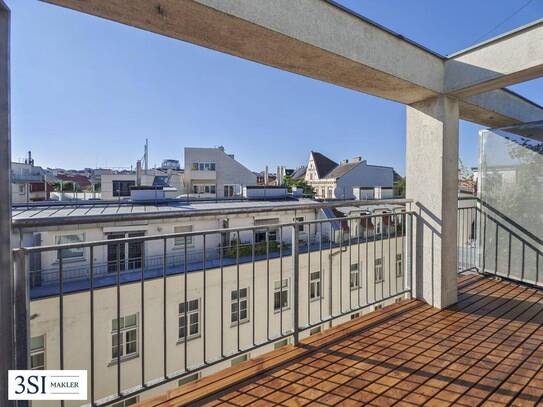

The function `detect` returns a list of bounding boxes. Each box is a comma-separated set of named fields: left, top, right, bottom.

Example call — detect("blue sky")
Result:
left=8, top=0, right=543, bottom=174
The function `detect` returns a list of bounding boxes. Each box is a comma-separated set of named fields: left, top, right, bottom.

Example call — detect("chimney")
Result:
left=136, top=160, right=142, bottom=186
left=340, top=159, right=349, bottom=165
left=26, top=151, right=34, bottom=166
left=276, top=166, right=281, bottom=185
left=264, top=166, right=269, bottom=185
left=352, top=156, right=362, bottom=163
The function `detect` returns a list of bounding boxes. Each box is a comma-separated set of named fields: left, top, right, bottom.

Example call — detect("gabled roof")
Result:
left=311, top=152, right=338, bottom=179
left=324, top=162, right=359, bottom=179
left=291, top=166, right=307, bottom=180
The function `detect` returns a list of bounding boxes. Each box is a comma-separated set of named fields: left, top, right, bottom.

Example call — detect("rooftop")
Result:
left=139, top=273, right=543, bottom=407
left=11, top=197, right=320, bottom=228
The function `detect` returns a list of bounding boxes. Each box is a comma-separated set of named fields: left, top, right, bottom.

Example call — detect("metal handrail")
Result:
left=13, top=208, right=414, bottom=407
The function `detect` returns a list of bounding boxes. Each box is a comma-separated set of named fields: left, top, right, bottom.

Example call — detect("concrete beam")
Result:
left=447, top=20, right=543, bottom=98
left=41, top=0, right=443, bottom=104
left=0, top=1, right=12, bottom=405
left=406, top=96, right=459, bottom=309
left=41, top=0, right=543, bottom=127
left=459, top=89, right=543, bottom=128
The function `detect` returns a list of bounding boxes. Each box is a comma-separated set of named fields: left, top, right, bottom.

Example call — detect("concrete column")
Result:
left=0, top=1, right=12, bottom=405
left=406, top=95, right=459, bottom=309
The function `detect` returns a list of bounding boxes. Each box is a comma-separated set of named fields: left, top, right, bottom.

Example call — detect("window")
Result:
left=327, top=187, right=333, bottom=198
left=231, top=353, right=249, bottom=367
left=255, top=229, right=277, bottom=243
left=192, top=162, right=216, bottom=171
left=224, top=184, right=241, bottom=197
left=193, top=184, right=216, bottom=194
left=396, top=254, right=403, bottom=277
left=111, top=396, right=139, bottom=407
left=111, top=314, right=138, bottom=360
left=375, top=258, right=384, bottom=283
left=179, top=299, right=200, bottom=341
left=18, top=184, right=25, bottom=194
left=174, top=225, right=193, bottom=247
left=112, top=180, right=135, bottom=197
left=231, top=288, right=249, bottom=324
left=178, top=372, right=200, bottom=386
left=274, top=279, right=289, bottom=311
left=274, top=338, right=290, bottom=349
left=30, top=335, right=46, bottom=370
left=350, top=313, right=360, bottom=320
left=309, top=326, right=322, bottom=336
left=295, top=217, right=304, bottom=232
left=55, top=234, right=85, bottom=260
left=350, top=263, right=359, bottom=290
left=309, top=271, right=321, bottom=300
left=374, top=303, right=383, bottom=311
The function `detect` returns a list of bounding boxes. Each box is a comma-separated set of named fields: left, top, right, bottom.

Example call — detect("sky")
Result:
left=7, top=0, right=543, bottom=175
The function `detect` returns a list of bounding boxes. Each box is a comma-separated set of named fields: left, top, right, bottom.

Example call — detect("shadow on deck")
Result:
left=139, top=274, right=543, bottom=406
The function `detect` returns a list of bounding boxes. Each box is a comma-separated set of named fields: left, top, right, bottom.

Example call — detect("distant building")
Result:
left=290, top=166, right=307, bottom=181
left=11, top=153, right=57, bottom=203
left=304, top=151, right=394, bottom=200
left=161, top=159, right=181, bottom=171
left=100, top=169, right=184, bottom=200
left=184, top=146, right=257, bottom=198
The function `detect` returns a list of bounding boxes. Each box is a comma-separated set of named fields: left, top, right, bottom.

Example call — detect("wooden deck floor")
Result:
left=141, top=274, right=543, bottom=406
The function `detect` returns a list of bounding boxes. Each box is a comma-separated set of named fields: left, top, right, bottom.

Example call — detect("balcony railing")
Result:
left=457, top=197, right=543, bottom=287
left=12, top=207, right=412, bottom=406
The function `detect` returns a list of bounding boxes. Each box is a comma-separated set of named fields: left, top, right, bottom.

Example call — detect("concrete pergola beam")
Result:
left=42, top=0, right=446, bottom=104
left=460, top=89, right=543, bottom=128
left=41, top=0, right=543, bottom=127
left=447, top=20, right=543, bottom=98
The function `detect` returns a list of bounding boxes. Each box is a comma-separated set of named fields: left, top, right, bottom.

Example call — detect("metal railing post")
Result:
left=292, top=222, right=300, bottom=345
left=13, top=249, right=29, bottom=370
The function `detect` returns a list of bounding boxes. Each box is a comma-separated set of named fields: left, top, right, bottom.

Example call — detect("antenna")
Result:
left=144, top=139, right=149, bottom=174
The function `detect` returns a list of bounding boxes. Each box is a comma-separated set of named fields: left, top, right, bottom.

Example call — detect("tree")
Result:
left=282, top=175, right=315, bottom=197
left=394, top=176, right=406, bottom=198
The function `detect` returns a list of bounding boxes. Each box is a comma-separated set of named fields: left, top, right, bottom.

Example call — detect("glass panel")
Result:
left=30, top=335, right=44, bottom=351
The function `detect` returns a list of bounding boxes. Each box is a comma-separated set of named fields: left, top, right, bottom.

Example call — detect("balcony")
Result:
left=11, top=195, right=543, bottom=406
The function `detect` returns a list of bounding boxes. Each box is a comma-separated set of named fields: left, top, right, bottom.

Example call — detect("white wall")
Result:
left=184, top=148, right=257, bottom=198
left=336, top=163, right=394, bottom=199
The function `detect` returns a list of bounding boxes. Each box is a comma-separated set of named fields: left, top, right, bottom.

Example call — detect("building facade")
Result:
left=184, top=147, right=257, bottom=199
left=304, top=152, right=394, bottom=200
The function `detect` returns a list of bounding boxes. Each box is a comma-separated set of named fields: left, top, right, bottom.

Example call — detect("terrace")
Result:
left=139, top=273, right=543, bottom=407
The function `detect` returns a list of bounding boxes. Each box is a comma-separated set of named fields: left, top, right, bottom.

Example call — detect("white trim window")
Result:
left=231, top=353, right=249, bottom=367
left=295, top=217, right=305, bottom=232
left=375, top=258, right=384, bottom=283
left=191, top=162, right=216, bottom=171
left=231, top=288, right=249, bottom=324
left=30, top=335, right=46, bottom=370
left=192, top=184, right=216, bottom=194
left=396, top=254, right=403, bottom=277
left=55, top=233, right=85, bottom=260
left=174, top=225, right=193, bottom=247
left=224, top=184, right=241, bottom=197
left=111, top=396, right=139, bottom=407
left=350, top=263, right=360, bottom=290
left=274, top=279, right=289, bottom=311
left=309, top=271, right=322, bottom=300
left=179, top=299, right=200, bottom=341
left=111, top=314, right=138, bottom=360
left=178, top=372, right=201, bottom=386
